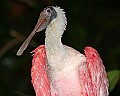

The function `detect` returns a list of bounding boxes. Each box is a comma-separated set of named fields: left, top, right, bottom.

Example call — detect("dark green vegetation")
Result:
left=0, top=0, right=119, bottom=96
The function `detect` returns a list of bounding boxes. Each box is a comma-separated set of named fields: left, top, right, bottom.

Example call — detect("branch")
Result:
left=0, top=29, right=38, bottom=58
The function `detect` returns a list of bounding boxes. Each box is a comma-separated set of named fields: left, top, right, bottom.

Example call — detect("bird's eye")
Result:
left=46, top=9, right=51, bottom=13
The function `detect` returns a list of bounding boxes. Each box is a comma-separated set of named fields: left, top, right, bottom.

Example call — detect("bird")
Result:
left=16, top=6, right=109, bottom=96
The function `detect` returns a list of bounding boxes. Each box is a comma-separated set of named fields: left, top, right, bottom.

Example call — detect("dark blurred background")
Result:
left=0, top=0, right=120, bottom=96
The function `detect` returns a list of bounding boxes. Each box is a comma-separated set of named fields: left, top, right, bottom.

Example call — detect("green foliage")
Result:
left=107, top=70, right=120, bottom=92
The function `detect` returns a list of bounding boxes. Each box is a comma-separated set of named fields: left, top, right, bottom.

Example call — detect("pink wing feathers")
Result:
left=83, top=46, right=109, bottom=96
left=31, top=45, right=108, bottom=96
left=31, top=45, right=51, bottom=96
left=78, top=46, right=108, bottom=96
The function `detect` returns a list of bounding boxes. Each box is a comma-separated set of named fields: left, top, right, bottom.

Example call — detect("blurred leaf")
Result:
left=107, top=70, right=120, bottom=92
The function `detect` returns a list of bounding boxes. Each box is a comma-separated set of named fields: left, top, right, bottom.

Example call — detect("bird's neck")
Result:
left=45, top=29, right=63, bottom=53
left=45, top=21, right=65, bottom=65
left=45, top=7, right=67, bottom=65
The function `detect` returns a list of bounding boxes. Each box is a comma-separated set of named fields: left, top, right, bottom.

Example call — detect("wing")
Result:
left=84, top=46, right=109, bottom=96
left=31, top=45, right=51, bottom=96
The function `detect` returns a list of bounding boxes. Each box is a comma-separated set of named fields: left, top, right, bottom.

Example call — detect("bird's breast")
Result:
left=46, top=45, right=86, bottom=95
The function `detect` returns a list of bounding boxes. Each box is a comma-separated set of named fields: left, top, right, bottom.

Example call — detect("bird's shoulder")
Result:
left=62, top=45, right=86, bottom=70
left=63, top=45, right=86, bottom=62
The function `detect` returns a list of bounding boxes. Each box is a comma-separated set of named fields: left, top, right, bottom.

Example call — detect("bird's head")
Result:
left=16, top=6, right=66, bottom=56
left=35, top=6, right=57, bottom=32
left=34, top=6, right=67, bottom=33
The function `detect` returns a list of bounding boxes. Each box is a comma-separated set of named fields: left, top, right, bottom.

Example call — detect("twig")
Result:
left=0, top=29, right=38, bottom=58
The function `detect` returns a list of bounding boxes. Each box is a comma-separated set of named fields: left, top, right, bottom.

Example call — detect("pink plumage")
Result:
left=31, top=45, right=109, bottom=96
left=31, top=45, right=51, bottom=96
left=16, top=6, right=109, bottom=96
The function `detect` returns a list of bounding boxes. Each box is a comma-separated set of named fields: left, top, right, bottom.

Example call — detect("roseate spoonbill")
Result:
left=16, top=6, right=109, bottom=96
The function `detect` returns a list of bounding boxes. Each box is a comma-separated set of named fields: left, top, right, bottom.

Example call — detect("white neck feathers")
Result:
left=45, top=6, right=67, bottom=65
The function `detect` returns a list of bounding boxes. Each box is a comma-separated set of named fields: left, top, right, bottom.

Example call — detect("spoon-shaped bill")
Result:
left=16, top=15, right=48, bottom=56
